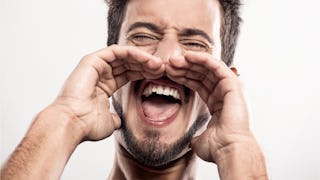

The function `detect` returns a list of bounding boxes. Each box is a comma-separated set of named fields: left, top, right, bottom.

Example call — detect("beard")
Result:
left=112, top=96, right=209, bottom=168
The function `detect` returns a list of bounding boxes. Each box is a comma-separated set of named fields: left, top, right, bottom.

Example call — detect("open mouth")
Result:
left=136, top=78, right=187, bottom=127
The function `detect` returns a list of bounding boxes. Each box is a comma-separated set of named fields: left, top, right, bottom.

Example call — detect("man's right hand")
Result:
left=0, top=45, right=165, bottom=179
left=51, top=45, right=165, bottom=141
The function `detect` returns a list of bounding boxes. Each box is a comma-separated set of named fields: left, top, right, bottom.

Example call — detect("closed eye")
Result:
left=129, top=33, right=159, bottom=46
left=181, top=39, right=210, bottom=52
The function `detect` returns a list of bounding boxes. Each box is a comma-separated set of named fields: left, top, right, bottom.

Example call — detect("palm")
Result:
left=166, top=51, right=250, bottom=163
left=192, top=89, right=249, bottom=162
left=54, top=45, right=165, bottom=141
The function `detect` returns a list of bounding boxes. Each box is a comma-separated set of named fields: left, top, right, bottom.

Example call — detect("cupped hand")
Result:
left=166, top=51, right=252, bottom=163
left=52, top=45, right=165, bottom=141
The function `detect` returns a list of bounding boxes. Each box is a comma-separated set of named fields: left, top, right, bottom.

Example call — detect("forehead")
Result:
left=122, top=0, right=222, bottom=37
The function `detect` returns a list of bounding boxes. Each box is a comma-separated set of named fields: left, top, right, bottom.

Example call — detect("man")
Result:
left=1, top=0, right=268, bottom=179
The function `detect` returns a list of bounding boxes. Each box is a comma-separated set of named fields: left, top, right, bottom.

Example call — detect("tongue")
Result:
left=142, top=96, right=180, bottom=121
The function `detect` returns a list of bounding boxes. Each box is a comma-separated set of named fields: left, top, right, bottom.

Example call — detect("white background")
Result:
left=1, top=0, right=320, bottom=179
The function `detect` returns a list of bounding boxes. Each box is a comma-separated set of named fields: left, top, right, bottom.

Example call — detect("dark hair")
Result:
left=105, top=0, right=241, bottom=66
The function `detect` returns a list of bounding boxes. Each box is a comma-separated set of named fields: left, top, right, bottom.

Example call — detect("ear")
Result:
left=230, top=66, right=240, bottom=77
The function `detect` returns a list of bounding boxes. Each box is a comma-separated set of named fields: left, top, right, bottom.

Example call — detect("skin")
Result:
left=112, top=0, right=220, bottom=168
left=0, top=0, right=268, bottom=179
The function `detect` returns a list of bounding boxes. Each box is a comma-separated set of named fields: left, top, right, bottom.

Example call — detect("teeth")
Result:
left=164, top=87, right=170, bottom=96
left=142, top=84, right=181, bottom=100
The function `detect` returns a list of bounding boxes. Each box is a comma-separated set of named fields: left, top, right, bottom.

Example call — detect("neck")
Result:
left=108, top=143, right=197, bottom=180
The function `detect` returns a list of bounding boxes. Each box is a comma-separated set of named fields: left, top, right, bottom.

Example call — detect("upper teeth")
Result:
left=142, top=84, right=181, bottom=100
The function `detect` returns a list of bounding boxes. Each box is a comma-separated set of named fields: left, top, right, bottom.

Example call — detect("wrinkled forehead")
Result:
left=122, top=0, right=222, bottom=40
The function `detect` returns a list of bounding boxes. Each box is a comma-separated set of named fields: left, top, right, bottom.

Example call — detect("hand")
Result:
left=166, top=51, right=252, bottom=163
left=52, top=45, right=165, bottom=141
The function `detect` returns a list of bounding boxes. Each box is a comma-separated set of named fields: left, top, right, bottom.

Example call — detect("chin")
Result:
left=112, top=77, right=210, bottom=167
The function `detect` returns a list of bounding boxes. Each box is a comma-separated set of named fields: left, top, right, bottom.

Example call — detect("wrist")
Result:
left=214, top=136, right=268, bottom=180
left=34, top=104, right=85, bottom=149
left=3, top=105, right=87, bottom=179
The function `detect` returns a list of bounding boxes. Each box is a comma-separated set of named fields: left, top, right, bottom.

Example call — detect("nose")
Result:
left=153, top=38, right=184, bottom=64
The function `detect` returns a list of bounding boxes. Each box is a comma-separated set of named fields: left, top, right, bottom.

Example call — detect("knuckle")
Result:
left=217, top=78, right=243, bottom=94
left=109, top=44, right=119, bottom=50
left=82, top=53, right=96, bottom=61
left=81, top=54, right=99, bottom=65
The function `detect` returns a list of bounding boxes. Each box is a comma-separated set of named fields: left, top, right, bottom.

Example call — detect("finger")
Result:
left=109, top=58, right=124, bottom=68
left=212, top=101, right=223, bottom=114
left=110, top=57, right=148, bottom=67
left=211, top=78, right=240, bottom=103
left=112, top=62, right=143, bottom=75
left=113, top=71, right=144, bottom=88
left=141, top=72, right=164, bottom=79
left=169, top=55, right=210, bottom=74
left=95, top=45, right=126, bottom=63
left=96, top=45, right=164, bottom=74
left=208, top=101, right=222, bottom=119
left=126, top=46, right=164, bottom=71
left=112, top=65, right=127, bottom=76
left=167, top=74, right=210, bottom=102
left=112, top=60, right=164, bottom=78
left=168, top=52, right=241, bottom=114
left=190, top=135, right=200, bottom=148
left=168, top=56, right=220, bottom=90
left=167, top=65, right=219, bottom=93
left=190, top=134, right=214, bottom=162
left=167, top=61, right=219, bottom=104
left=181, top=52, right=242, bottom=110
left=92, top=45, right=165, bottom=95
left=184, top=51, right=237, bottom=79
left=97, top=80, right=117, bottom=97
left=166, top=65, right=206, bottom=81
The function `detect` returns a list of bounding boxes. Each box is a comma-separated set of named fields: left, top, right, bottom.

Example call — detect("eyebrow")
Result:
left=127, top=22, right=163, bottom=34
left=127, top=22, right=213, bottom=44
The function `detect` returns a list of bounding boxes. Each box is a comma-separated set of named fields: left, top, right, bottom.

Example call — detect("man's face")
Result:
left=113, top=0, right=222, bottom=167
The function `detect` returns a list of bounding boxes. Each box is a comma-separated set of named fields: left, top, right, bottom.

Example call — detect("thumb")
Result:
left=190, top=133, right=214, bottom=163
left=190, top=135, right=200, bottom=149
left=111, top=113, right=121, bottom=130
